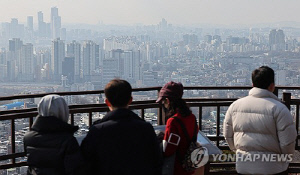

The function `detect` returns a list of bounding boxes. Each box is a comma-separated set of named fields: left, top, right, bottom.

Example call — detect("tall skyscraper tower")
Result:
left=82, top=41, right=99, bottom=81
left=62, top=57, right=75, bottom=85
left=159, top=18, right=168, bottom=31
left=102, top=58, right=119, bottom=86
left=122, top=50, right=141, bottom=83
left=67, top=41, right=81, bottom=82
left=7, top=38, right=23, bottom=81
left=26, top=16, right=34, bottom=41
left=51, top=38, right=65, bottom=80
left=269, top=29, right=285, bottom=51
left=51, top=7, right=61, bottom=39
left=276, top=29, right=285, bottom=51
left=38, top=11, right=43, bottom=23
left=51, top=7, right=58, bottom=18
left=38, top=11, right=47, bottom=37
left=27, top=16, right=33, bottom=31
left=20, top=43, right=34, bottom=81
left=9, top=38, right=23, bottom=52
left=0, top=48, right=7, bottom=81
left=10, top=18, right=24, bottom=39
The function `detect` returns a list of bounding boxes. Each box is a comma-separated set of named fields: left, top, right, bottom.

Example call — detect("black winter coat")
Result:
left=81, top=108, right=162, bottom=175
left=24, top=116, right=85, bottom=175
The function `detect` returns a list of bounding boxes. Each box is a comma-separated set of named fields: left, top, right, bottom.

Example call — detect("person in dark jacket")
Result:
left=23, top=95, right=85, bottom=175
left=81, top=79, right=162, bottom=175
left=156, top=81, right=198, bottom=175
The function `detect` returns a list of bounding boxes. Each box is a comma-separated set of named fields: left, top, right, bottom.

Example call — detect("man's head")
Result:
left=104, top=79, right=132, bottom=110
left=252, top=66, right=275, bottom=91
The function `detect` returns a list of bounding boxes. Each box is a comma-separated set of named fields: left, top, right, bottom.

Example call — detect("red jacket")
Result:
left=163, top=112, right=198, bottom=175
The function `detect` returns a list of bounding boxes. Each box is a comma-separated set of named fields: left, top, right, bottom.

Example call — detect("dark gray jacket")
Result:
left=24, top=116, right=85, bottom=175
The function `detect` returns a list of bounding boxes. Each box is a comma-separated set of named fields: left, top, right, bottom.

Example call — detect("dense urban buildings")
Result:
left=0, top=8, right=300, bottom=89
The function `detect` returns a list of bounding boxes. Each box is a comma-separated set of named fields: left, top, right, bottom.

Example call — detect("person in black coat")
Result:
left=81, top=79, right=162, bottom=175
left=23, top=95, right=85, bottom=175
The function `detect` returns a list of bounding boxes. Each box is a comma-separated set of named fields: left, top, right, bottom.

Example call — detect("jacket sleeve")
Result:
left=276, top=106, right=297, bottom=155
left=147, top=124, right=163, bottom=175
left=224, top=105, right=236, bottom=152
left=163, top=118, right=180, bottom=157
left=64, top=136, right=87, bottom=175
left=80, top=126, right=98, bottom=174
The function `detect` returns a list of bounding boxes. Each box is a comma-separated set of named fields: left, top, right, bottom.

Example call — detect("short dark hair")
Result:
left=104, top=79, right=132, bottom=108
left=252, top=66, right=275, bottom=89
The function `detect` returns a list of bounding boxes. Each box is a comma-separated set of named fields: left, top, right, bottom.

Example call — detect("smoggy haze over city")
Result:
left=1, top=0, right=300, bottom=26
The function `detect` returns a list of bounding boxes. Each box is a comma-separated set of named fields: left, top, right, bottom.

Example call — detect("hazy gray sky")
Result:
left=1, top=0, right=299, bottom=25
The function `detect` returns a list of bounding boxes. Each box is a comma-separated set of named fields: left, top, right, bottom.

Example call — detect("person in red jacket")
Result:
left=156, top=81, right=198, bottom=175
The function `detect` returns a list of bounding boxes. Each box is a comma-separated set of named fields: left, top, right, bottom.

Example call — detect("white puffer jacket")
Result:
left=224, top=87, right=297, bottom=175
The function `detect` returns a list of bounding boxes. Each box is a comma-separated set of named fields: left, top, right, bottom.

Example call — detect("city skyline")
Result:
left=1, top=0, right=300, bottom=26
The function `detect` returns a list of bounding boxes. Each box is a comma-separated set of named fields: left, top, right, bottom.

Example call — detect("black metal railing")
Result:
left=0, top=86, right=300, bottom=174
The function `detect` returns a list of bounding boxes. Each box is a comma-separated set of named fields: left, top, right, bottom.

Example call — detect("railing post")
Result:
left=29, top=116, right=33, bottom=130
left=141, top=108, right=145, bottom=120
left=11, top=119, right=15, bottom=165
left=282, top=92, right=291, bottom=110
left=71, top=113, right=74, bottom=126
left=296, top=105, right=299, bottom=150
left=198, top=106, right=202, bottom=131
left=216, top=105, right=220, bottom=147
left=88, top=112, right=93, bottom=127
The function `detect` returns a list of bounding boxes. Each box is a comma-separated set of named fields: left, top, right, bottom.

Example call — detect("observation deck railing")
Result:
left=1, top=86, right=300, bottom=174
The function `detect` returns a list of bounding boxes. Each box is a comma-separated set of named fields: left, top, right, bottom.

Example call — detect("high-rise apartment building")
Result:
left=82, top=41, right=99, bottom=81
left=9, top=38, right=23, bottom=52
left=38, top=11, right=47, bottom=37
left=158, top=18, right=168, bottom=31
left=0, top=48, right=7, bottom=81
left=51, top=7, right=61, bottom=39
left=269, top=29, right=285, bottom=51
left=102, top=58, right=119, bottom=86
left=102, top=49, right=141, bottom=85
left=38, top=11, right=43, bottom=23
left=269, top=29, right=276, bottom=46
left=67, top=41, right=81, bottom=82
left=26, top=16, right=34, bottom=41
left=8, top=38, right=23, bottom=80
left=183, top=34, right=199, bottom=45
left=6, top=19, right=25, bottom=39
left=27, top=16, right=33, bottom=31
left=0, top=48, right=6, bottom=65
left=51, top=38, right=65, bottom=80
left=123, top=50, right=141, bottom=82
left=62, top=57, right=75, bottom=85
left=19, top=43, right=34, bottom=81
left=204, top=35, right=213, bottom=44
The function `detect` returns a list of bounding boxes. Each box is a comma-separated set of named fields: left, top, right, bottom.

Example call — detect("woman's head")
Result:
left=157, top=81, right=191, bottom=117
left=38, top=95, right=69, bottom=122
left=156, top=81, right=184, bottom=103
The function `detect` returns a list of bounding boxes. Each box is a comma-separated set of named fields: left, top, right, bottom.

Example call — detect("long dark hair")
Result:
left=165, top=98, right=192, bottom=118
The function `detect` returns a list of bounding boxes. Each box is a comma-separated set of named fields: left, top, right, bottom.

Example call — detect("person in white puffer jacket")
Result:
left=224, top=66, right=297, bottom=175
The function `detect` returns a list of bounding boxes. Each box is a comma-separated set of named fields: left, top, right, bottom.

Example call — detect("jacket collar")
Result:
left=249, top=87, right=281, bottom=102
left=93, top=108, right=143, bottom=125
left=31, top=116, right=78, bottom=133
